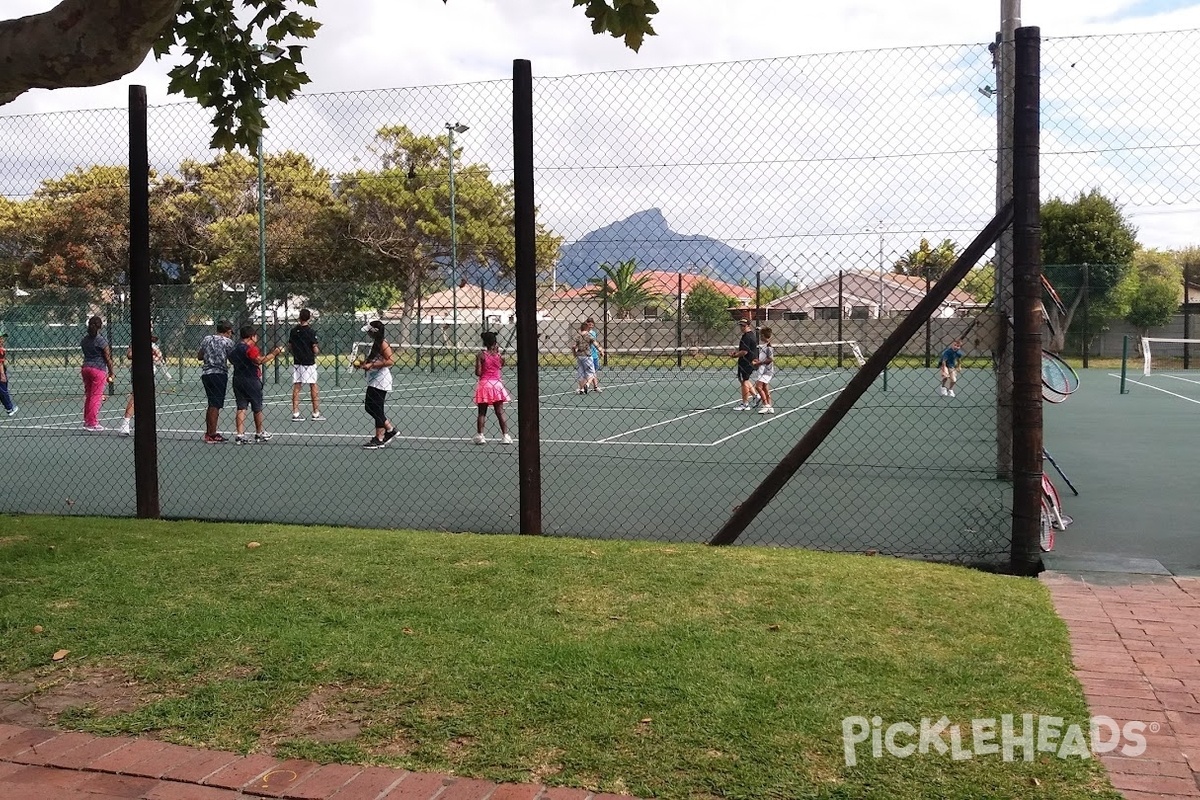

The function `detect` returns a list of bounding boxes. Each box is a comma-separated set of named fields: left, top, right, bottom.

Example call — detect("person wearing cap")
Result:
left=0, top=328, right=17, bottom=417
left=356, top=320, right=397, bottom=449
left=730, top=319, right=759, bottom=411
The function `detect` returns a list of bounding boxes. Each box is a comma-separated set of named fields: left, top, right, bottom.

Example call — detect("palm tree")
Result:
left=587, top=258, right=661, bottom=319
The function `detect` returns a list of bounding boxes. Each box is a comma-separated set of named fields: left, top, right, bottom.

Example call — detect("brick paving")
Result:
left=0, top=724, right=642, bottom=800
left=1042, top=571, right=1200, bottom=798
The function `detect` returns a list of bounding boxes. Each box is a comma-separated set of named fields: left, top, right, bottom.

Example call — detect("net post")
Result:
left=335, top=337, right=341, bottom=387
left=416, top=294, right=423, bottom=367
left=676, top=272, right=683, bottom=368
left=1119, top=334, right=1129, bottom=393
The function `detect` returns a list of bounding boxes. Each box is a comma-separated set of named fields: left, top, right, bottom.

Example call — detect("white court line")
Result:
left=1165, top=374, right=1200, bottom=386
left=1108, top=373, right=1200, bottom=405
left=709, top=389, right=844, bottom=445
left=595, top=373, right=838, bottom=443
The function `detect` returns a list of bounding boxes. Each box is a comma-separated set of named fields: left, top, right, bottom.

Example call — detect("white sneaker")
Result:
left=947, top=389, right=956, bottom=398
left=473, top=434, right=486, bottom=445
left=937, top=386, right=947, bottom=396
left=758, top=405, right=775, bottom=414
left=734, top=403, right=749, bottom=411
left=291, top=413, right=304, bottom=422
left=84, top=424, right=105, bottom=432
left=6, top=406, right=17, bottom=416
left=501, top=433, right=513, bottom=444
left=310, top=412, right=325, bottom=421
left=119, top=420, right=131, bottom=436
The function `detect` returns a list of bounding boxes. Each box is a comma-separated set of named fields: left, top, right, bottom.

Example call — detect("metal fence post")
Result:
left=128, top=85, right=160, bottom=519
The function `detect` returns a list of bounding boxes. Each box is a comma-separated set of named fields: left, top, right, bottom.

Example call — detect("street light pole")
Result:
left=446, top=122, right=469, bottom=353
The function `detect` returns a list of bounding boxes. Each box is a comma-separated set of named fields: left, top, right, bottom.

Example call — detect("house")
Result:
left=540, top=270, right=756, bottom=321
left=766, top=271, right=977, bottom=320
left=384, top=284, right=526, bottom=328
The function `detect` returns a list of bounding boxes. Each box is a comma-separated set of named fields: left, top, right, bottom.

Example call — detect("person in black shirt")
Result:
left=730, top=319, right=759, bottom=411
left=288, top=308, right=323, bottom=421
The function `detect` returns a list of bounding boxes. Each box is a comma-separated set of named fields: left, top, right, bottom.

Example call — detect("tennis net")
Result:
left=351, top=339, right=867, bottom=372
left=1138, top=337, right=1200, bottom=374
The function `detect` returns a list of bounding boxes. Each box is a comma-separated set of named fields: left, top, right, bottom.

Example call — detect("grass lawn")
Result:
left=0, top=516, right=1115, bottom=800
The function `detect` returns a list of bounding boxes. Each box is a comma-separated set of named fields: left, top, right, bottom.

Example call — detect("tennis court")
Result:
left=0, top=344, right=1010, bottom=563
left=1042, top=360, right=1200, bottom=574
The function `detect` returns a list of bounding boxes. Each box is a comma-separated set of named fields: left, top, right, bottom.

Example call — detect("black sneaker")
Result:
left=383, top=428, right=398, bottom=444
left=235, top=435, right=249, bottom=445
left=362, top=438, right=384, bottom=449
left=254, top=431, right=272, bottom=442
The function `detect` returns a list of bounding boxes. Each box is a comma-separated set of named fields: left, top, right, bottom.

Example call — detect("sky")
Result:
left=4, top=0, right=1200, bottom=282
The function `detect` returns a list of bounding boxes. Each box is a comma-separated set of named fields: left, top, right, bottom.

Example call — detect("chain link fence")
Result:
left=3, top=30, right=1200, bottom=565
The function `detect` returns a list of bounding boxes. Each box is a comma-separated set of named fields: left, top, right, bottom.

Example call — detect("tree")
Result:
left=341, top=125, right=561, bottom=321
left=587, top=259, right=660, bottom=319
left=893, top=238, right=960, bottom=280
left=0, top=1, right=659, bottom=151
left=962, top=264, right=995, bottom=306
left=1125, top=249, right=1183, bottom=349
left=1041, top=189, right=1139, bottom=352
left=684, top=280, right=736, bottom=332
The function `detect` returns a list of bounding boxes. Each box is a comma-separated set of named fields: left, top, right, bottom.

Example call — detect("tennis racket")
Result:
left=1041, top=350, right=1079, bottom=397
left=348, top=342, right=371, bottom=369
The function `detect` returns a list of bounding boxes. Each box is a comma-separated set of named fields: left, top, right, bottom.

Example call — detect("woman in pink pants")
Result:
left=80, top=315, right=114, bottom=431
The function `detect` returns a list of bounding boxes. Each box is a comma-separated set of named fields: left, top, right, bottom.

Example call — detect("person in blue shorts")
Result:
left=198, top=320, right=237, bottom=442
left=585, top=317, right=604, bottom=393
left=228, top=324, right=285, bottom=444
left=937, top=338, right=964, bottom=397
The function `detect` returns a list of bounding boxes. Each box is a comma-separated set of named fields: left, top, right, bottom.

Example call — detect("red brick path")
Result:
left=1042, top=572, right=1200, bottom=798
left=0, top=724, right=641, bottom=800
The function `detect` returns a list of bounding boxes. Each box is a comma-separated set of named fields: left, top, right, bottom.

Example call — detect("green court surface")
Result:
left=0, top=358, right=1009, bottom=564
left=1043, top=367, right=1200, bottom=574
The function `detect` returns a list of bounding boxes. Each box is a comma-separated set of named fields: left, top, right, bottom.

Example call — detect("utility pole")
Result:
left=994, top=0, right=1020, bottom=480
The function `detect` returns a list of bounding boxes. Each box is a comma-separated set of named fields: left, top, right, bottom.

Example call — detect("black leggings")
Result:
left=365, top=386, right=388, bottom=428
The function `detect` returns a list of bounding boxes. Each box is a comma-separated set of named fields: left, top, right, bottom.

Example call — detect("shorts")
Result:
left=201, top=372, right=228, bottom=409
left=293, top=364, right=318, bottom=384
left=941, top=366, right=959, bottom=381
left=756, top=373, right=774, bottom=385
left=737, top=362, right=754, bottom=383
left=576, top=356, right=596, bottom=380
left=232, top=377, right=264, bottom=413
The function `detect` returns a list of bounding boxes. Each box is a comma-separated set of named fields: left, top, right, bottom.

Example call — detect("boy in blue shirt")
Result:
left=937, top=338, right=964, bottom=397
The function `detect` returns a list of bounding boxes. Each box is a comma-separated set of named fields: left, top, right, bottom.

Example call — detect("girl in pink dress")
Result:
left=473, top=331, right=512, bottom=445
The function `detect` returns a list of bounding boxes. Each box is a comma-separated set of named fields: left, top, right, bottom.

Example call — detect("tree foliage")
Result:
left=1041, top=189, right=1139, bottom=350
left=0, top=129, right=564, bottom=319
left=684, top=280, right=736, bottom=332
left=1125, top=249, right=1183, bottom=344
left=587, top=259, right=660, bottom=319
left=0, top=1, right=659, bottom=151
left=893, top=238, right=960, bottom=280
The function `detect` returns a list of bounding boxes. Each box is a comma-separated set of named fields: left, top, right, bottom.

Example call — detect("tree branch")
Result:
left=0, top=0, right=182, bottom=104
